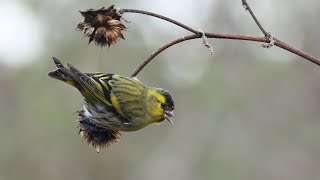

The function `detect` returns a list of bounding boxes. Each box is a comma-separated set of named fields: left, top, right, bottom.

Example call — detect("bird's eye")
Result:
left=160, top=103, right=166, bottom=108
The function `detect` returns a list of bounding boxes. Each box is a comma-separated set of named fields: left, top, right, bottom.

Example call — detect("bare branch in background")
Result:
left=75, top=2, right=320, bottom=77
left=130, top=32, right=320, bottom=77
left=119, top=2, right=320, bottom=77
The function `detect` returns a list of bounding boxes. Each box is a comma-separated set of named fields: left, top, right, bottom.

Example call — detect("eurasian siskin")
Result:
left=48, top=57, right=174, bottom=152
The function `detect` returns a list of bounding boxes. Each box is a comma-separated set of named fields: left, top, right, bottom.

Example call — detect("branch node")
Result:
left=116, top=7, right=124, bottom=15
left=116, top=8, right=130, bottom=23
left=198, top=29, right=213, bottom=55
left=261, top=32, right=275, bottom=48
left=132, top=77, right=140, bottom=81
left=242, top=0, right=248, bottom=10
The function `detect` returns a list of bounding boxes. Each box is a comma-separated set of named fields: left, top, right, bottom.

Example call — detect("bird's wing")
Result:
left=61, top=63, right=114, bottom=107
left=104, top=75, right=147, bottom=119
left=54, top=60, right=147, bottom=121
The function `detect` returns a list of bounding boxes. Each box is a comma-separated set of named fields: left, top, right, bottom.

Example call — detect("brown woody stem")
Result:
left=131, top=33, right=320, bottom=77
left=120, top=7, right=320, bottom=77
left=120, top=9, right=198, bottom=34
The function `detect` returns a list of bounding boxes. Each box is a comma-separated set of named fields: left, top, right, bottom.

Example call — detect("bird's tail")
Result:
left=47, top=57, right=107, bottom=104
left=47, top=57, right=78, bottom=87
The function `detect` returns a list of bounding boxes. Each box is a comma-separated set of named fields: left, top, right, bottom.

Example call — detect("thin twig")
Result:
left=242, top=0, right=268, bottom=36
left=242, top=0, right=275, bottom=48
left=131, top=33, right=320, bottom=77
left=120, top=9, right=198, bottom=34
left=131, top=34, right=201, bottom=77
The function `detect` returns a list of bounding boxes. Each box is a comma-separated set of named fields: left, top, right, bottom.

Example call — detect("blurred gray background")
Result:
left=0, top=0, right=320, bottom=180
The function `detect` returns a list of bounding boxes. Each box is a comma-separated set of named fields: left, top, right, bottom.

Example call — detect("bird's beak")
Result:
left=164, top=111, right=175, bottom=124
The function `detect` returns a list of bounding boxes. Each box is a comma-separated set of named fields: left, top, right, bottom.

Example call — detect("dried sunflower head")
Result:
left=77, top=5, right=126, bottom=47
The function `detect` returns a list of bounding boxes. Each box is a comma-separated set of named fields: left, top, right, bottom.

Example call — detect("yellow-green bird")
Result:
left=48, top=57, right=174, bottom=152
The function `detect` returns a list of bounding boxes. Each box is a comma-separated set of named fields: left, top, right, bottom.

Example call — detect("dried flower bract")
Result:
left=77, top=5, right=126, bottom=47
